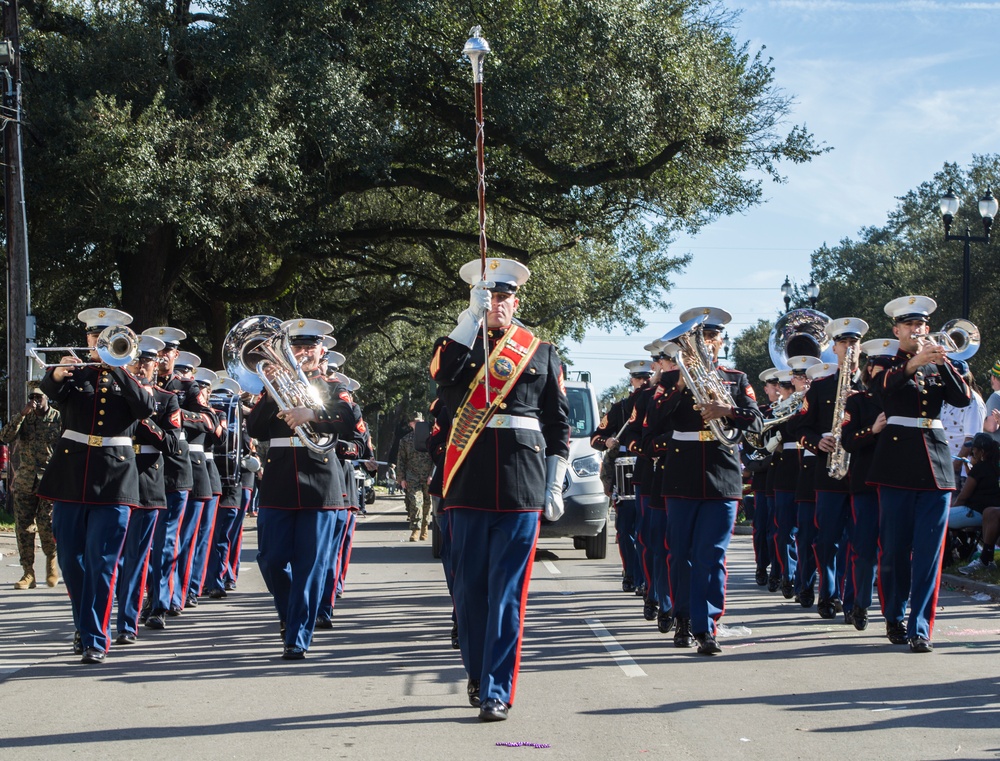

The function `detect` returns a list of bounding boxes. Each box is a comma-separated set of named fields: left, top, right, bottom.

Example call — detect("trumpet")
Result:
left=29, top=325, right=140, bottom=369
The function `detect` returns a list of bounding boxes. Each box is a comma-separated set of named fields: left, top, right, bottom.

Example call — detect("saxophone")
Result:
left=826, top=342, right=857, bottom=480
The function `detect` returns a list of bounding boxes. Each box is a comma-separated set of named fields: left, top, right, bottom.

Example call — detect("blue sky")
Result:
left=561, top=0, right=1000, bottom=395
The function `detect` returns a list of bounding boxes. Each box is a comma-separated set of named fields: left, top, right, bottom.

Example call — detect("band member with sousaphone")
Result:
left=431, top=258, right=569, bottom=721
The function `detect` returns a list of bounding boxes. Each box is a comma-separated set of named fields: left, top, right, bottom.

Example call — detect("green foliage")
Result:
left=732, top=317, right=774, bottom=399
left=12, top=0, right=822, bottom=420
left=598, top=378, right=631, bottom=413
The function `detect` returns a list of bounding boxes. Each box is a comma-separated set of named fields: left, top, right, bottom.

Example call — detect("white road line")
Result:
left=542, top=560, right=561, bottom=575
left=585, top=617, right=646, bottom=678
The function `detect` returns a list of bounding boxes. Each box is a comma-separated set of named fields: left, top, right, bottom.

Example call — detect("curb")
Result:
left=941, top=572, right=1000, bottom=601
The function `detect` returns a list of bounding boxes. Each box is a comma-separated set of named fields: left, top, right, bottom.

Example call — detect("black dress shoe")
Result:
left=817, top=600, right=836, bottom=619
left=224, top=580, right=236, bottom=591
left=851, top=606, right=869, bottom=631
left=798, top=588, right=814, bottom=609
left=780, top=580, right=794, bottom=599
left=451, top=623, right=460, bottom=650
left=767, top=576, right=781, bottom=593
left=657, top=609, right=675, bottom=634
left=843, top=609, right=855, bottom=626
left=186, top=593, right=199, bottom=608
left=208, top=588, right=227, bottom=599
left=908, top=637, right=933, bottom=653
left=622, top=576, right=635, bottom=593
left=832, top=598, right=844, bottom=613
left=694, top=632, right=722, bottom=655
left=315, top=616, right=333, bottom=630
left=479, top=698, right=509, bottom=722
left=755, top=567, right=768, bottom=586
left=279, top=620, right=287, bottom=641
left=282, top=645, right=306, bottom=660
left=642, top=600, right=659, bottom=621
left=634, top=583, right=646, bottom=597
left=673, top=617, right=694, bottom=648
left=116, top=632, right=136, bottom=645
left=146, top=614, right=166, bottom=630
left=81, top=647, right=106, bottom=664
left=467, top=679, right=481, bottom=708
left=886, top=621, right=908, bottom=645
left=166, top=606, right=182, bottom=617
left=72, top=631, right=83, bottom=655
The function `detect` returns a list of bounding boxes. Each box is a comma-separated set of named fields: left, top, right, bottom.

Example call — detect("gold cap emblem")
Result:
left=908, top=296, right=916, bottom=305
left=98, top=310, right=106, bottom=318
left=158, top=328, right=165, bottom=335
left=489, top=259, right=499, bottom=270
left=703, top=308, right=711, bottom=315
left=298, top=320, right=306, bottom=328
left=843, top=319, right=850, bottom=325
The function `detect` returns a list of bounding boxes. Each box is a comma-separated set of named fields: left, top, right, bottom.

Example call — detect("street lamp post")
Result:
left=780, top=276, right=792, bottom=313
left=806, top=279, right=820, bottom=309
left=939, top=188, right=998, bottom=320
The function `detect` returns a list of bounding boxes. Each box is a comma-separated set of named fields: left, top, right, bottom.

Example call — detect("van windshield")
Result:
left=565, top=386, right=596, bottom=439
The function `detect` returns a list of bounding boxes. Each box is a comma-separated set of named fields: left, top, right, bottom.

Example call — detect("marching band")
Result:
left=12, top=282, right=991, bottom=724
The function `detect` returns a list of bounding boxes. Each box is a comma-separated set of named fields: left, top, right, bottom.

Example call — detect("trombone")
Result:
left=28, top=325, right=140, bottom=369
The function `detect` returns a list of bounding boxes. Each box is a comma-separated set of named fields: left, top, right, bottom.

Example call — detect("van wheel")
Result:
left=584, top=523, right=608, bottom=560
left=573, top=537, right=586, bottom=550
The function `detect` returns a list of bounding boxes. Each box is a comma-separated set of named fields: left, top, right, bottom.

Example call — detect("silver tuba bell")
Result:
left=768, top=308, right=836, bottom=370
left=222, top=315, right=336, bottom=453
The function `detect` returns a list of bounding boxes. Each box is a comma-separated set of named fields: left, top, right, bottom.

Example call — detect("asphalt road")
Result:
left=1, top=495, right=999, bottom=761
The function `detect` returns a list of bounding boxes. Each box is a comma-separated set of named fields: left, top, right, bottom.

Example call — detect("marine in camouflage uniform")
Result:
left=0, top=383, right=63, bottom=589
left=396, top=414, right=433, bottom=540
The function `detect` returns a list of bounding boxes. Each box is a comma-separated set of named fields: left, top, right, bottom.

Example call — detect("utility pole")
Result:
left=2, top=0, right=30, bottom=421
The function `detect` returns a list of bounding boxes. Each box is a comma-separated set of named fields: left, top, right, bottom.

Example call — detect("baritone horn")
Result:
left=29, top=325, right=140, bottom=368
left=222, top=315, right=336, bottom=454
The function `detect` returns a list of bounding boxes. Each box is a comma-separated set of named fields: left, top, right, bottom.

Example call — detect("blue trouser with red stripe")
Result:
left=815, top=491, right=852, bottom=604
left=615, top=497, right=640, bottom=584
left=667, top=498, right=737, bottom=636
left=189, top=494, right=220, bottom=597
left=52, top=502, right=130, bottom=653
left=449, top=508, right=540, bottom=707
left=147, top=490, right=188, bottom=614
left=336, top=510, right=358, bottom=597
left=752, top=493, right=773, bottom=573
left=795, top=500, right=818, bottom=598
left=646, top=504, right=672, bottom=612
left=635, top=491, right=655, bottom=594
left=318, top=509, right=351, bottom=621
left=225, top=487, right=253, bottom=585
left=257, top=507, right=342, bottom=651
left=772, top=491, right=798, bottom=585
left=850, top=491, right=879, bottom=611
left=116, top=508, right=158, bottom=636
left=173, top=496, right=206, bottom=610
left=877, top=486, right=948, bottom=640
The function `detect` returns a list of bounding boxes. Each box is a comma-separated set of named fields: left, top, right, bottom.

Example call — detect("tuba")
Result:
left=660, top=314, right=741, bottom=446
left=768, top=308, right=836, bottom=369
left=222, top=316, right=336, bottom=454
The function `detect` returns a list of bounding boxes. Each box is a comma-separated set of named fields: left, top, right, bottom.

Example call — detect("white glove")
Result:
left=543, top=455, right=569, bottom=521
left=764, top=430, right=783, bottom=454
left=468, top=280, right=491, bottom=320
left=448, top=309, right=481, bottom=347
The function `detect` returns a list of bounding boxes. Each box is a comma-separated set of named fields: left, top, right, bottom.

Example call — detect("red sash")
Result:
left=442, top=324, right=541, bottom=497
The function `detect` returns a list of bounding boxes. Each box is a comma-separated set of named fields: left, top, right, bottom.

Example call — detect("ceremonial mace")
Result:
left=463, top=26, right=491, bottom=403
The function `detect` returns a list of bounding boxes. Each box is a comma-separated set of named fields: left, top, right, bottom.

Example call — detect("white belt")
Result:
left=782, top=442, right=802, bottom=450
left=485, top=415, right=541, bottom=431
left=673, top=430, right=717, bottom=442
left=62, top=430, right=132, bottom=448
left=188, top=443, right=205, bottom=452
left=269, top=437, right=308, bottom=448
left=205, top=452, right=214, bottom=460
left=137, top=445, right=160, bottom=455
left=887, top=416, right=943, bottom=430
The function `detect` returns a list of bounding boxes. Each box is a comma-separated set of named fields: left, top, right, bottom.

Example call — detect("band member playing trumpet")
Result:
left=868, top=296, right=970, bottom=652
left=647, top=307, right=762, bottom=654
left=787, top=318, right=868, bottom=620
left=37, top=308, right=156, bottom=664
left=246, top=319, right=362, bottom=660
